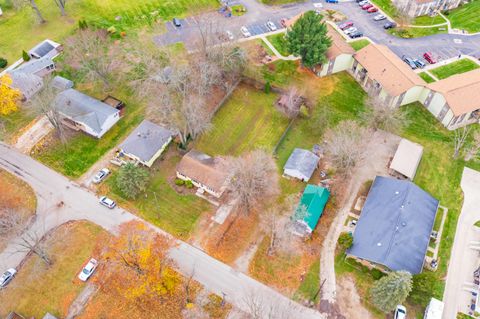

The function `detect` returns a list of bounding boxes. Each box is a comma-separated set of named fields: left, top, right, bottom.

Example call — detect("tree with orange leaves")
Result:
left=0, top=74, right=21, bottom=116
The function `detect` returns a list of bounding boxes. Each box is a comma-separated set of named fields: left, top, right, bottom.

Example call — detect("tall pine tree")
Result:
left=370, top=270, right=412, bottom=312
left=285, top=11, right=332, bottom=69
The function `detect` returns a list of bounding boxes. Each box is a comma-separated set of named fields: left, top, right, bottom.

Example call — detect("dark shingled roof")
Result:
left=348, top=176, right=439, bottom=274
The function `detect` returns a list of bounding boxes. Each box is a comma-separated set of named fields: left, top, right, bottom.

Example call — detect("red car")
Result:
left=362, top=3, right=373, bottom=10
left=339, top=21, right=354, bottom=30
left=367, top=6, right=378, bottom=12
left=423, top=52, right=437, bottom=64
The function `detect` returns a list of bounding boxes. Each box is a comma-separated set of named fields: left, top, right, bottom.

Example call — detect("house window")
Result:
left=458, top=113, right=467, bottom=123
left=437, top=103, right=449, bottom=121
left=450, top=115, right=459, bottom=126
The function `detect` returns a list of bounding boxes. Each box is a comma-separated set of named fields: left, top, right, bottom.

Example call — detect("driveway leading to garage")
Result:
left=443, top=167, right=480, bottom=319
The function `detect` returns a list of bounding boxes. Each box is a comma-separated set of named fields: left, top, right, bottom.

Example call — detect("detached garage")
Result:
left=389, top=138, right=424, bottom=180
left=283, top=148, right=320, bottom=182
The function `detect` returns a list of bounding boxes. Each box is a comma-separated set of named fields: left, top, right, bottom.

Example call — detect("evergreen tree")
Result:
left=115, top=163, right=149, bottom=199
left=370, top=270, right=412, bottom=312
left=285, top=11, right=332, bottom=69
left=22, top=50, right=30, bottom=61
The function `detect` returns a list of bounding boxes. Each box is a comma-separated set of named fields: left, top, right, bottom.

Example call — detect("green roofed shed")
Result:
left=293, top=184, right=330, bottom=236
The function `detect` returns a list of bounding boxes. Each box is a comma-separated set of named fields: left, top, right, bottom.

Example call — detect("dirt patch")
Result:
left=336, top=276, right=374, bottom=319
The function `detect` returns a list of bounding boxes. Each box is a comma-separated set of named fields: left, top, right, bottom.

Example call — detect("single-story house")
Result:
left=54, top=89, right=120, bottom=138
left=316, top=25, right=355, bottom=77
left=118, top=120, right=174, bottom=167
left=51, top=75, right=74, bottom=91
left=292, top=184, right=330, bottom=237
left=28, top=39, right=62, bottom=59
left=389, top=138, right=424, bottom=180
left=11, top=56, right=55, bottom=77
left=348, top=176, right=439, bottom=274
left=352, top=44, right=426, bottom=108
left=283, top=148, right=320, bottom=182
left=8, top=72, right=43, bottom=100
left=176, top=150, right=229, bottom=198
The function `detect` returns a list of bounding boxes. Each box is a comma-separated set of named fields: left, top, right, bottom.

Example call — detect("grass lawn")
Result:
left=0, top=0, right=218, bottom=65
left=389, top=26, right=447, bottom=38
left=260, top=0, right=304, bottom=4
left=430, top=58, right=480, bottom=80
left=0, top=108, right=36, bottom=143
left=105, top=149, right=213, bottom=239
left=412, top=14, right=447, bottom=26
left=0, top=221, right=107, bottom=318
left=266, top=33, right=291, bottom=57
left=294, top=260, right=320, bottom=302
left=231, top=4, right=247, bottom=16
left=419, top=71, right=436, bottom=83
left=195, top=83, right=290, bottom=156
left=369, top=0, right=398, bottom=17
left=349, top=39, right=371, bottom=51
left=447, top=0, right=480, bottom=33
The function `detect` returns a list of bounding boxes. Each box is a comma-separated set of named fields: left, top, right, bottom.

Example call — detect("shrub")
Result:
left=175, top=178, right=185, bottom=186
left=78, top=19, right=88, bottom=30
left=185, top=180, right=194, bottom=189
left=22, top=50, right=30, bottom=62
left=371, top=268, right=384, bottom=280
left=338, top=232, right=354, bottom=251
left=409, top=272, right=442, bottom=307
left=264, top=81, right=271, bottom=94
left=0, top=58, right=7, bottom=69
left=115, top=163, right=150, bottom=199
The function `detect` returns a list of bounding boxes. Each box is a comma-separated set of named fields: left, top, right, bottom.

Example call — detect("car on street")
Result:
left=402, top=56, right=417, bottom=69
left=394, top=305, right=407, bottom=319
left=349, top=31, right=363, bottom=38
left=423, top=51, right=437, bottom=64
left=226, top=30, right=234, bottom=40
left=99, top=196, right=116, bottom=209
left=240, top=26, right=251, bottom=37
left=344, top=27, right=358, bottom=35
left=413, top=58, right=426, bottom=68
left=280, top=18, right=288, bottom=27
left=367, top=7, right=378, bottom=12
left=326, top=0, right=339, bottom=3
left=78, top=258, right=98, bottom=281
left=373, top=14, right=386, bottom=21
left=339, top=21, right=354, bottom=30
left=0, top=268, right=16, bottom=288
left=362, top=3, right=374, bottom=10
left=172, top=18, right=181, bottom=27
left=358, top=0, right=369, bottom=6
left=384, top=21, right=396, bottom=29
left=93, top=168, right=110, bottom=184
left=266, top=21, right=277, bottom=31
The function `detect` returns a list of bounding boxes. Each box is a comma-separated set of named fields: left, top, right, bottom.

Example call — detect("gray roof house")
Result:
left=118, top=120, right=174, bottom=167
left=55, top=89, right=120, bottom=138
left=28, top=39, right=61, bottom=59
left=12, top=56, right=55, bottom=77
left=8, top=72, right=43, bottom=100
left=348, top=176, right=439, bottom=274
left=51, top=75, right=74, bottom=91
left=283, top=148, right=320, bottom=182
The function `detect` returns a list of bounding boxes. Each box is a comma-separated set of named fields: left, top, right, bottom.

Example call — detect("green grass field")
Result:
left=412, top=14, right=447, bottom=26
left=370, top=0, right=398, bottom=17
left=349, top=39, right=371, bottom=52
left=266, top=33, right=291, bottom=57
left=447, top=0, right=480, bottom=33
left=430, top=58, right=480, bottom=80
left=419, top=71, right=436, bottom=83
left=389, top=26, right=447, bottom=38
left=0, top=0, right=218, bottom=64
left=195, top=84, right=290, bottom=156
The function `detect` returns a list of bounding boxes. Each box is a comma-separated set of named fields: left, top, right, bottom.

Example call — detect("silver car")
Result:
left=93, top=168, right=110, bottom=184
left=0, top=268, right=16, bottom=288
left=240, top=26, right=251, bottom=37
left=266, top=21, right=277, bottom=31
left=344, top=27, right=358, bottom=35
left=99, top=196, right=116, bottom=209
left=373, top=14, right=386, bottom=21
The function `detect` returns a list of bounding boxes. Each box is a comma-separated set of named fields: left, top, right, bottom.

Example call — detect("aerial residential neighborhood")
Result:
left=1, top=0, right=480, bottom=318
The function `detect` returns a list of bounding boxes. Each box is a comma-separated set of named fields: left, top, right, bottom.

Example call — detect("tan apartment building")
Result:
left=316, top=25, right=356, bottom=77
left=393, top=0, right=462, bottom=17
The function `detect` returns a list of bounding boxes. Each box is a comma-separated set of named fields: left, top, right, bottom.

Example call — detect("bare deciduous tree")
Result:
left=14, top=227, right=53, bottom=266
left=0, top=207, right=26, bottom=239
left=53, top=0, right=67, bottom=16
left=362, top=95, right=407, bottom=132
left=228, top=150, right=279, bottom=214
left=243, top=288, right=298, bottom=319
left=465, top=131, right=480, bottom=161
left=453, top=126, right=471, bottom=159
left=13, top=0, right=46, bottom=23
left=276, top=87, right=304, bottom=119
left=324, top=120, right=370, bottom=175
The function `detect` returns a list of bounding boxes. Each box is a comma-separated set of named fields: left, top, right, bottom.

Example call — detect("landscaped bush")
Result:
left=174, top=178, right=185, bottom=186
left=185, top=180, right=194, bottom=189
left=0, top=58, right=7, bottom=69
left=22, top=50, right=30, bottom=61
left=371, top=268, right=384, bottom=280
left=338, top=232, right=353, bottom=251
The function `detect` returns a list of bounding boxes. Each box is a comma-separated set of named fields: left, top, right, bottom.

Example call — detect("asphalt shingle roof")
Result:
left=284, top=148, right=320, bottom=180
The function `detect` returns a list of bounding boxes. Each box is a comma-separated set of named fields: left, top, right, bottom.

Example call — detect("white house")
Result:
left=283, top=148, right=320, bottom=182
left=54, top=89, right=120, bottom=138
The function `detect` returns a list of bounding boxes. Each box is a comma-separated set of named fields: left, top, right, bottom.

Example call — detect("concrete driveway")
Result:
left=443, top=167, right=480, bottom=319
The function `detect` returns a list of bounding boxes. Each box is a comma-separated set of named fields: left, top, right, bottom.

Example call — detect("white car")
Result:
left=240, top=26, right=251, bottom=37
left=0, top=268, right=16, bottom=288
left=394, top=305, right=407, bottom=319
left=266, top=21, right=277, bottom=31
left=78, top=258, right=98, bottom=282
left=344, top=27, right=358, bottom=35
left=374, top=14, right=386, bottom=21
left=313, top=2, right=323, bottom=7
left=358, top=0, right=369, bottom=5
left=93, top=168, right=110, bottom=184
left=99, top=196, right=116, bottom=209
left=226, top=30, right=234, bottom=40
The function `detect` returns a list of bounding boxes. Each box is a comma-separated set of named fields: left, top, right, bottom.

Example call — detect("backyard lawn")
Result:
left=349, top=39, right=371, bottom=52
left=195, top=84, right=290, bottom=156
left=0, top=0, right=218, bottom=65
left=447, top=0, right=480, bottom=33
left=369, top=0, right=398, bottom=17
left=412, top=14, right=447, bottom=26
left=430, top=58, right=480, bottom=80
left=419, top=71, right=436, bottom=83
left=266, top=33, right=291, bottom=57
left=0, top=221, right=107, bottom=318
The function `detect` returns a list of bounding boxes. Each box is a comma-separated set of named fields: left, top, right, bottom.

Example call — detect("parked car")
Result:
left=402, top=56, right=417, bottom=69
left=413, top=58, right=426, bottom=68
left=373, top=14, right=386, bottom=21
left=172, top=18, right=181, bottom=27
left=339, top=21, right=354, bottom=30
left=280, top=18, right=288, bottom=27
left=326, top=0, right=339, bottom=3
left=226, top=30, right=234, bottom=40
left=78, top=258, right=98, bottom=282
left=362, top=3, right=374, bottom=10
left=423, top=51, right=437, bottom=64
left=394, top=305, right=407, bottom=319
left=358, top=0, right=369, bottom=6
left=349, top=31, right=363, bottom=38
left=240, top=26, right=251, bottom=37
left=344, top=27, right=358, bottom=35
left=99, top=196, right=116, bottom=209
left=367, top=7, right=378, bottom=13
left=0, top=268, right=16, bottom=288
left=93, top=168, right=110, bottom=184
left=266, top=21, right=277, bottom=31
left=383, top=21, right=396, bottom=29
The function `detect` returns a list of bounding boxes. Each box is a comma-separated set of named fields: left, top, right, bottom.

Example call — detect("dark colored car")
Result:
left=413, top=58, right=426, bottom=68
left=349, top=31, right=363, bottom=38
left=362, top=3, right=373, bottom=10
left=402, top=56, right=417, bottom=69
left=172, top=18, right=181, bottom=27
left=339, top=21, right=354, bottom=30
left=423, top=52, right=437, bottom=64
left=383, top=21, right=396, bottom=29
left=326, top=0, right=339, bottom=3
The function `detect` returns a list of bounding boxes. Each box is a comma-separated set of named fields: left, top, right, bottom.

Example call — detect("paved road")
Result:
left=0, top=142, right=324, bottom=319
left=443, top=167, right=480, bottom=319
left=154, top=0, right=480, bottom=62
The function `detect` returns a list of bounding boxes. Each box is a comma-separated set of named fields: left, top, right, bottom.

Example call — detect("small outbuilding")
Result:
left=118, top=120, right=174, bottom=167
left=283, top=148, right=320, bottom=182
left=51, top=75, right=74, bottom=91
left=390, top=138, right=424, bottom=180
left=292, top=184, right=330, bottom=237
